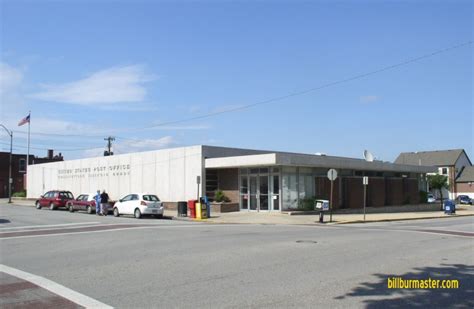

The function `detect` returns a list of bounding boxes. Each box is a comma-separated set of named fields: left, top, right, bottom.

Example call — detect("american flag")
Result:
left=18, top=114, right=30, bottom=126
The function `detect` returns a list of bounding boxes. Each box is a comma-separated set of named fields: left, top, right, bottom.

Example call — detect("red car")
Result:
left=35, top=190, right=75, bottom=210
left=67, top=193, right=97, bottom=214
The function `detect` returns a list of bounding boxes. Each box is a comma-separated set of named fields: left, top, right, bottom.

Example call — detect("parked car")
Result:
left=67, top=193, right=97, bottom=214
left=35, top=190, right=74, bottom=210
left=427, top=193, right=436, bottom=203
left=113, top=193, right=164, bottom=219
left=456, top=195, right=472, bottom=205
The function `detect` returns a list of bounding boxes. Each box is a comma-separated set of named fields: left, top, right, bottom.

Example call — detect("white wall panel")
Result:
left=27, top=146, right=204, bottom=202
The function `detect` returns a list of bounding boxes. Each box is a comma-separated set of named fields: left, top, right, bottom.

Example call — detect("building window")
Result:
left=441, top=168, right=448, bottom=175
left=19, top=158, right=26, bottom=173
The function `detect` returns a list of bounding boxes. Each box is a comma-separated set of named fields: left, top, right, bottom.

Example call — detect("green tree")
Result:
left=428, top=174, right=449, bottom=210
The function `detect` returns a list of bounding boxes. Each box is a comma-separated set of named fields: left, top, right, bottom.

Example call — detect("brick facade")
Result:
left=0, top=151, right=63, bottom=198
left=456, top=182, right=474, bottom=193
left=216, top=168, right=239, bottom=203
left=314, top=176, right=421, bottom=209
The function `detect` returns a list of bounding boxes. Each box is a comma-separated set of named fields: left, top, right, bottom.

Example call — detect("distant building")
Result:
left=0, top=150, right=64, bottom=197
left=455, top=166, right=474, bottom=199
left=395, top=149, right=472, bottom=199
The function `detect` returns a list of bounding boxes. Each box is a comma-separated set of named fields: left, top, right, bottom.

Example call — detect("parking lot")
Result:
left=1, top=202, right=473, bottom=308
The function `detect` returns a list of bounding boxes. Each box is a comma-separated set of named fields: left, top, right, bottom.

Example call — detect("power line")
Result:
left=0, top=141, right=103, bottom=152
left=136, top=41, right=471, bottom=130
left=5, top=40, right=472, bottom=143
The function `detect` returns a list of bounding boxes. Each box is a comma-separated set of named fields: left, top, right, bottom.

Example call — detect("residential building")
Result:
left=0, top=150, right=64, bottom=197
left=455, top=166, right=474, bottom=199
left=395, top=149, right=472, bottom=199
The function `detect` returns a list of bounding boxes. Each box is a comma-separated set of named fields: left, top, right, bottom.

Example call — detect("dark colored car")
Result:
left=67, top=193, right=97, bottom=214
left=35, top=190, right=74, bottom=210
left=456, top=195, right=472, bottom=205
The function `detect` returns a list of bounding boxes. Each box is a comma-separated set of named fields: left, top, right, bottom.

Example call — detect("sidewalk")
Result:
left=5, top=198, right=474, bottom=225
left=187, top=206, right=474, bottom=225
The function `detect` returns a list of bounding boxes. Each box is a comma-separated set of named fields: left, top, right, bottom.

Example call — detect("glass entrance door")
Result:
left=249, top=175, right=258, bottom=210
left=259, top=174, right=269, bottom=211
left=240, top=168, right=279, bottom=212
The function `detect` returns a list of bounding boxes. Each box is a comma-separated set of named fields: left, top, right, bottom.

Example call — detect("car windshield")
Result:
left=143, top=195, right=160, bottom=201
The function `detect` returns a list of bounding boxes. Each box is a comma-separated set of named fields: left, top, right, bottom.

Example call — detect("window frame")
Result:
left=19, top=158, right=26, bottom=173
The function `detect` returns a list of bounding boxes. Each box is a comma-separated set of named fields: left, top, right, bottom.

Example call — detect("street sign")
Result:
left=327, top=169, right=337, bottom=223
left=363, top=176, right=368, bottom=221
left=327, top=169, right=338, bottom=181
left=196, top=176, right=201, bottom=184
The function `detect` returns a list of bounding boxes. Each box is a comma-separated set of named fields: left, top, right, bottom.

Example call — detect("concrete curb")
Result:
left=332, top=213, right=474, bottom=225
left=4, top=201, right=473, bottom=226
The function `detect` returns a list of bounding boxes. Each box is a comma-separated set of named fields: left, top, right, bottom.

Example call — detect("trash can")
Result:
left=196, top=202, right=202, bottom=219
left=177, top=201, right=187, bottom=217
left=188, top=200, right=197, bottom=218
left=444, top=200, right=456, bottom=215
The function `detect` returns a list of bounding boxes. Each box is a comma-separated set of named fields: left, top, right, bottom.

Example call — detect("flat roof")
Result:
left=205, top=152, right=436, bottom=173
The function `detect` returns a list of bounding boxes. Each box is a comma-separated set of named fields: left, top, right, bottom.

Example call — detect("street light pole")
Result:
left=1, top=124, right=13, bottom=203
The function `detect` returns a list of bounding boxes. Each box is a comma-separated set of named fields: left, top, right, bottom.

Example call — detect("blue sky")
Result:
left=0, top=0, right=472, bottom=161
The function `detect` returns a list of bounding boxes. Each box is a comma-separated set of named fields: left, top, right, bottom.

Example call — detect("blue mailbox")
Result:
left=443, top=200, right=456, bottom=215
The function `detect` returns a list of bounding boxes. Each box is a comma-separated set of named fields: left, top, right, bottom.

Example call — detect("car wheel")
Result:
left=49, top=202, right=56, bottom=210
left=68, top=203, right=74, bottom=212
left=35, top=201, right=42, bottom=209
left=113, top=208, right=120, bottom=217
left=87, top=206, right=93, bottom=214
left=134, top=208, right=142, bottom=219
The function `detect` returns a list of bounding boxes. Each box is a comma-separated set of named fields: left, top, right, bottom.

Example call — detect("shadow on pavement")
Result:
left=335, top=264, right=473, bottom=308
left=0, top=218, right=11, bottom=224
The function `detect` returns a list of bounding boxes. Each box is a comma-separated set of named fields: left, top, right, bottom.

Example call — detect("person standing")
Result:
left=94, top=190, right=101, bottom=215
left=100, top=190, right=110, bottom=216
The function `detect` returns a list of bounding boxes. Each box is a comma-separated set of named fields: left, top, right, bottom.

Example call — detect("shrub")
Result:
left=298, top=196, right=317, bottom=211
left=12, top=191, right=26, bottom=197
left=419, top=191, right=428, bottom=203
left=214, top=190, right=230, bottom=203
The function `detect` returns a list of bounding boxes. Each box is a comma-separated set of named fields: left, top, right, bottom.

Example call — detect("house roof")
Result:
left=456, top=166, right=474, bottom=183
left=394, top=149, right=466, bottom=167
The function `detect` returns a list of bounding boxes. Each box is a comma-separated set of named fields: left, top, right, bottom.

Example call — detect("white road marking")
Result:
left=0, top=224, right=238, bottom=240
left=341, top=226, right=473, bottom=238
left=0, top=222, right=101, bottom=231
left=0, top=264, right=113, bottom=308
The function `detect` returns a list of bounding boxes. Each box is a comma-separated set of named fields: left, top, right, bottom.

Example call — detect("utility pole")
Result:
left=1, top=124, right=13, bottom=203
left=104, top=136, right=115, bottom=156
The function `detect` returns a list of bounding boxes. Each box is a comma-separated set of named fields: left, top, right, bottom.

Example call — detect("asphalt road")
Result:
left=1, top=202, right=473, bottom=308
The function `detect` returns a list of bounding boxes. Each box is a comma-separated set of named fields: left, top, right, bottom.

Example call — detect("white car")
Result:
left=427, top=193, right=436, bottom=203
left=113, top=193, right=164, bottom=219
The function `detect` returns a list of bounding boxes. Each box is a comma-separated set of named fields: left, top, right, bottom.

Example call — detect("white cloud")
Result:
left=0, top=62, right=23, bottom=94
left=117, top=136, right=175, bottom=152
left=81, top=136, right=176, bottom=158
left=359, top=95, right=380, bottom=104
left=13, top=117, right=102, bottom=137
left=29, top=65, right=155, bottom=105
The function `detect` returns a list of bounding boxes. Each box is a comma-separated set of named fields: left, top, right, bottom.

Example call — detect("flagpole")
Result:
left=27, top=111, right=30, bottom=184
